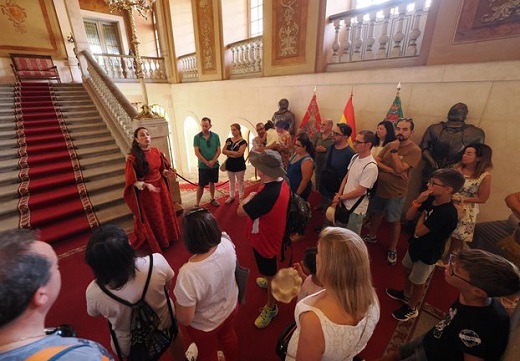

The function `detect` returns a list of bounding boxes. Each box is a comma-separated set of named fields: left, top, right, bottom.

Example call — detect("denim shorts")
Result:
left=368, top=195, right=406, bottom=223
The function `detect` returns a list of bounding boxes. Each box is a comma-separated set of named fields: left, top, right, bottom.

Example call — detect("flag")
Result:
left=385, top=91, right=403, bottom=123
left=339, top=94, right=356, bottom=146
left=300, top=93, right=322, bottom=139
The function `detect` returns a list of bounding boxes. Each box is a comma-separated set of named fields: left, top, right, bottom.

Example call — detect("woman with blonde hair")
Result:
left=286, top=227, right=380, bottom=361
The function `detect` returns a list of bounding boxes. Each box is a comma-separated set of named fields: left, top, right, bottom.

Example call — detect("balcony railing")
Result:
left=226, top=36, right=263, bottom=77
left=177, top=53, right=199, bottom=82
left=92, top=53, right=167, bottom=82
left=327, top=0, right=430, bottom=64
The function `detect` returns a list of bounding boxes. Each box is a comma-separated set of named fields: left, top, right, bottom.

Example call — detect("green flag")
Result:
left=385, top=94, right=403, bottom=123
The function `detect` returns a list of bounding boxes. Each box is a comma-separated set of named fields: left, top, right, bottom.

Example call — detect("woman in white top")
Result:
left=174, top=207, right=239, bottom=361
left=371, top=120, right=396, bottom=157
left=286, top=227, right=380, bottom=361
left=85, top=224, right=186, bottom=361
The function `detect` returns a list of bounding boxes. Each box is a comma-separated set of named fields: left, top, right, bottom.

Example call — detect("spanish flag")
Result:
left=339, top=92, right=356, bottom=145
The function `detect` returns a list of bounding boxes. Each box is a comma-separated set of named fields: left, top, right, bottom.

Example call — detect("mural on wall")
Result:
left=196, top=0, right=216, bottom=74
left=272, top=0, right=308, bottom=65
left=454, top=0, right=520, bottom=42
left=0, top=0, right=65, bottom=56
left=1, top=0, right=27, bottom=34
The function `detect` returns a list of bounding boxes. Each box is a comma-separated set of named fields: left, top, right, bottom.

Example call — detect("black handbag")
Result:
left=335, top=195, right=365, bottom=225
left=275, top=320, right=297, bottom=360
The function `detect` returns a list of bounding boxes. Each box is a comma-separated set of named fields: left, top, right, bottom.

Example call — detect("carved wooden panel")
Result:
left=272, top=0, right=308, bottom=66
left=454, top=0, right=520, bottom=43
left=195, top=0, right=217, bottom=74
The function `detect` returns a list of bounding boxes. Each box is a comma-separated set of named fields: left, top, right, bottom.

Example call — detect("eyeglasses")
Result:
left=333, top=131, right=343, bottom=136
left=428, top=179, right=445, bottom=187
left=447, top=254, right=479, bottom=288
left=206, top=138, right=211, bottom=147
left=185, top=207, right=210, bottom=218
left=353, top=140, right=369, bottom=144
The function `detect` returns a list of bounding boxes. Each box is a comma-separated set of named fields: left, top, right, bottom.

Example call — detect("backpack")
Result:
left=98, top=255, right=176, bottom=361
left=282, top=191, right=311, bottom=262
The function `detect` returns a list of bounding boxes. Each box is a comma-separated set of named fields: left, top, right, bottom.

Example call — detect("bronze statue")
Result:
left=420, top=103, right=485, bottom=187
left=272, top=98, right=296, bottom=135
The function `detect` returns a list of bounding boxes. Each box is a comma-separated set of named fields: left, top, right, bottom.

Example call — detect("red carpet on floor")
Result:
left=46, top=189, right=456, bottom=361
left=15, top=82, right=98, bottom=245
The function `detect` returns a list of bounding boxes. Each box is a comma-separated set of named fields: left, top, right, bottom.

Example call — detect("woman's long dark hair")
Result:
left=374, top=120, right=396, bottom=147
left=131, top=127, right=149, bottom=177
left=297, top=133, right=316, bottom=159
left=85, top=224, right=137, bottom=289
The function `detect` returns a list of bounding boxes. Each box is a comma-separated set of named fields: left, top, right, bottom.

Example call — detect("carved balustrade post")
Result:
left=390, top=4, right=407, bottom=58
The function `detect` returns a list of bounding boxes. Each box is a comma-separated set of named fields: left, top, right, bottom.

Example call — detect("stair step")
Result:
left=0, top=169, right=19, bottom=187
left=0, top=81, right=135, bottom=244
left=76, top=143, right=120, bottom=159
left=83, top=162, right=125, bottom=181
left=80, top=152, right=125, bottom=169
left=94, top=201, right=133, bottom=229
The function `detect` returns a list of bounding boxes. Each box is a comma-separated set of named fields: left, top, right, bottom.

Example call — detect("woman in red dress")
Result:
left=124, top=127, right=180, bottom=253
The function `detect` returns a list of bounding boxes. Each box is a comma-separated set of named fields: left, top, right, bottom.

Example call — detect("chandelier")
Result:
left=105, top=0, right=156, bottom=19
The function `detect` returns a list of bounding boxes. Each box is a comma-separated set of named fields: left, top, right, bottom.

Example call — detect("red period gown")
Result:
left=123, top=148, right=180, bottom=253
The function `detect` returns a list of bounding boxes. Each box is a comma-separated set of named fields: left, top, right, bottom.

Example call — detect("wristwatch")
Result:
left=390, top=149, right=398, bottom=154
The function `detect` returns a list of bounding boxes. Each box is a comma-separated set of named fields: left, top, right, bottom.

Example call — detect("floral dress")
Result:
left=451, top=172, right=489, bottom=243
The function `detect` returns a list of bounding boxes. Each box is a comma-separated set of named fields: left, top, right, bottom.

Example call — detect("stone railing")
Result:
left=177, top=53, right=199, bottom=82
left=76, top=49, right=136, bottom=153
left=226, top=36, right=263, bottom=76
left=327, top=0, right=430, bottom=64
left=92, top=53, right=167, bottom=82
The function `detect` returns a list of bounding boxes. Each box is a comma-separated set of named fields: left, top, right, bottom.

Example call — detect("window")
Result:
left=250, top=0, right=263, bottom=37
left=84, top=20, right=122, bottom=55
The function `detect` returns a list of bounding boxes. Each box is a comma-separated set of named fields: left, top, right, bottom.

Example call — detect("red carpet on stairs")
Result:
left=15, top=82, right=98, bottom=244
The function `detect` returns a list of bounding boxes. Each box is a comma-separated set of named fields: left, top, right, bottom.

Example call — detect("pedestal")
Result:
left=133, top=117, right=183, bottom=214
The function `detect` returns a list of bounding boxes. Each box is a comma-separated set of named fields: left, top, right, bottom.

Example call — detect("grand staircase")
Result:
left=0, top=82, right=133, bottom=244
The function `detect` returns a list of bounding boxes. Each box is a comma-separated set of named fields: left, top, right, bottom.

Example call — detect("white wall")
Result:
left=157, top=60, right=520, bottom=223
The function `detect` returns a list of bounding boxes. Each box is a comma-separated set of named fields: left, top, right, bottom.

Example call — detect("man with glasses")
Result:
left=318, top=123, right=355, bottom=221
left=380, top=249, right=519, bottom=361
left=385, top=168, right=465, bottom=322
left=363, top=118, right=422, bottom=265
left=193, top=117, right=221, bottom=207
left=252, top=122, right=267, bottom=152
left=313, top=118, right=334, bottom=202
left=332, top=130, right=378, bottom=235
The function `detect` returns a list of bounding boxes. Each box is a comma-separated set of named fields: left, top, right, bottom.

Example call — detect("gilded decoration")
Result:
left=454, top=0, right=520, bottom=42
left=272, top=0, right=307, bottom=65
left=197, top=0, right=216, bottom=73
left=0, top=0, right=28, bottom=34
left=0, top=0, right=65, bottom=57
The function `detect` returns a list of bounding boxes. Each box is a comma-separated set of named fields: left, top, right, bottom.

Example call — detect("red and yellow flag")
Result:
left=300, top=93, right=322, bottom=139
left=339, top=93, right=356, bottom=145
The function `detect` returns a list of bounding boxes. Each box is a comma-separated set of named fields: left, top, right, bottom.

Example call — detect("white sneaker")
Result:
left=185, top=342, right=198, bottom=361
